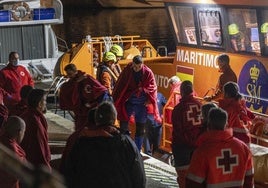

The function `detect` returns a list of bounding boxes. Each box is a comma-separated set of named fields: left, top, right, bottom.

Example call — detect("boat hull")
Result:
left=97, top=0, right=164, bottom=8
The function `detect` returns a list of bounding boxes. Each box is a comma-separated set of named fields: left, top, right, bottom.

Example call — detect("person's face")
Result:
left=215, top=29, right=221, bottom=37
left=65, top=69, right=76, bottom=78
left=38, top=95, right=47, bottom=114
left=116, top=56, right=122, bottom=62
left=10, top=53, right=19, bottom=66
left=132, top=63, right=143, bottom=72
left=106, top=60, right=114, bottom=67
left=217, top=59, right=226, bottom=72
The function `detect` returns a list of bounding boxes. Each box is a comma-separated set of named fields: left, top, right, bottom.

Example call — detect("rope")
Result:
left=103, top=36, right=112, bottom=52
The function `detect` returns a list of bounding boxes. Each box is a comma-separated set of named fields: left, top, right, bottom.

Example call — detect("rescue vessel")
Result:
left=54, top=0, right=268, bottom=185
left=97, top=0, right=164, bottom=8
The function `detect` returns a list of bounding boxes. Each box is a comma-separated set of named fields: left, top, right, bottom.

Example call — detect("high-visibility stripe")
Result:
left=245, top=168, right=254, bottom=176
left=207, top=181, right=243, bottom=188
left=186, top=173, right=204, bottom=183
left=233, top=127, right=249, bottom=133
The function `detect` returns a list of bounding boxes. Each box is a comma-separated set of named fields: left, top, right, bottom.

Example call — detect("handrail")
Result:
left=241, top=93, right=268, bottom=103
left=91, top=35, right=141, bottom=41
left=57, top=36, right=69, bottom=52
left=161, top=90, right=268, bottom=153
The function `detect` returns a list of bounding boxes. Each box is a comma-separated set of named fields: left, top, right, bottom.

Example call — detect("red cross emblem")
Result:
left=84, top=84, right=92, bottom=94
left=20, top=71, right=25, bottom=76
left=186, top=104, right=201, bottom=125
left=216, top=149, right=238, bottom=174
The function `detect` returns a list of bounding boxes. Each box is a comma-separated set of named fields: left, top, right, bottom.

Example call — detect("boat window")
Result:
left=168, top=6, right=196, bottom=45
left=260, top=10, right=268, bottom=56
left=0, top=25, right=45, bottom=62
left=197, top=10, right=222, bottom=47
left=227, top=8, right=260, bottom=54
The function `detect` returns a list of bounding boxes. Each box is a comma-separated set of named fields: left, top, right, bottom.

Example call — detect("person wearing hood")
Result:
left=59, top=63, right=110, bottom=131
left=65, top=101, right=146, bottom=188
left=218, top=81, right=254, bottom=146
left=112, top=55, right=160, bottom=151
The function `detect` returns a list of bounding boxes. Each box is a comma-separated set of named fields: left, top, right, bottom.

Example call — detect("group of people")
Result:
left=59, top=44, right=162, bottom=153
left=0, top=51, right=53, bottom=187
left=57, top=44, right=163, bottom=187
left=0, top=46, right=157, bottom=187
left=0, top=48, right=257, bottom=188
left=170, top=53, right=255, bottom=188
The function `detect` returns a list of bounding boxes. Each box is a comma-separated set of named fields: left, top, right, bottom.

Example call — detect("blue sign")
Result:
left=238, top=59, right=268, bottom=113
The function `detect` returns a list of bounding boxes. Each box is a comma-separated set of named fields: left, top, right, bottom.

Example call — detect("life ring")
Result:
left=11, top=2, right=32, bottom=21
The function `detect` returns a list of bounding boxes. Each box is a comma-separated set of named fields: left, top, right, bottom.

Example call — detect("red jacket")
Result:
left=167, top=81, right=181, bottom=107
left=219, top=98, right=252, bottom=133
left=186, top=129, right=254, bottom=188
left=20, top=107, right=51, bottom=170
left=214, top=66, right=237, bottom=101
left=59, top=71, right=107, bottom=130
left=171, top=94, right=202, bottom=146
left=0, top=133, right=26, bottom=188
left=60, top=70, right=107, bottom=111
left=0, top=64, right=34, bottom=107
left=9, top=99, right=28, bottom=116
left=113, top=63, right=160, bottom=122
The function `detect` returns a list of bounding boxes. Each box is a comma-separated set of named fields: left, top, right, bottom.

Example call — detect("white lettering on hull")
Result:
left=176, top=49, right=219, bottom=68
left=154, top=74, right=169, bottom=89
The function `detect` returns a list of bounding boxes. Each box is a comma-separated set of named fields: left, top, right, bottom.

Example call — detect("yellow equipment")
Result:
left=54, top=35, right=161, bottom=78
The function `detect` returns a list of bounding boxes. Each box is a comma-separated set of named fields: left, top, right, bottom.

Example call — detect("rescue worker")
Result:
left=228, top=23, right=252, bottom=52
left=110, top=44, right=124, bottom=77
left=167, top=75, right=182, bottom=106
left=261, top=22, right=268, bottom=44
left=204, top=53, right=237, bottom=101
left=0, top=52, right=34, bottom=110
left=261, top=22, right=268, bottom=54
left=0, top=116, right=26, bottom=188
left=65, top=101, right=146, bottom=188
left=171, top=80, right=202, bottom=188
left=97, top=51, right=117, bottom=95
left=113, top=55, right=160, bottom=151
left=201, top=102, right=218, bottom=132
left=59, top=64, right=109, bottom=131
left=219, top=81, right=254, bottom=146
left=186, top=107, right=254, bottom=188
